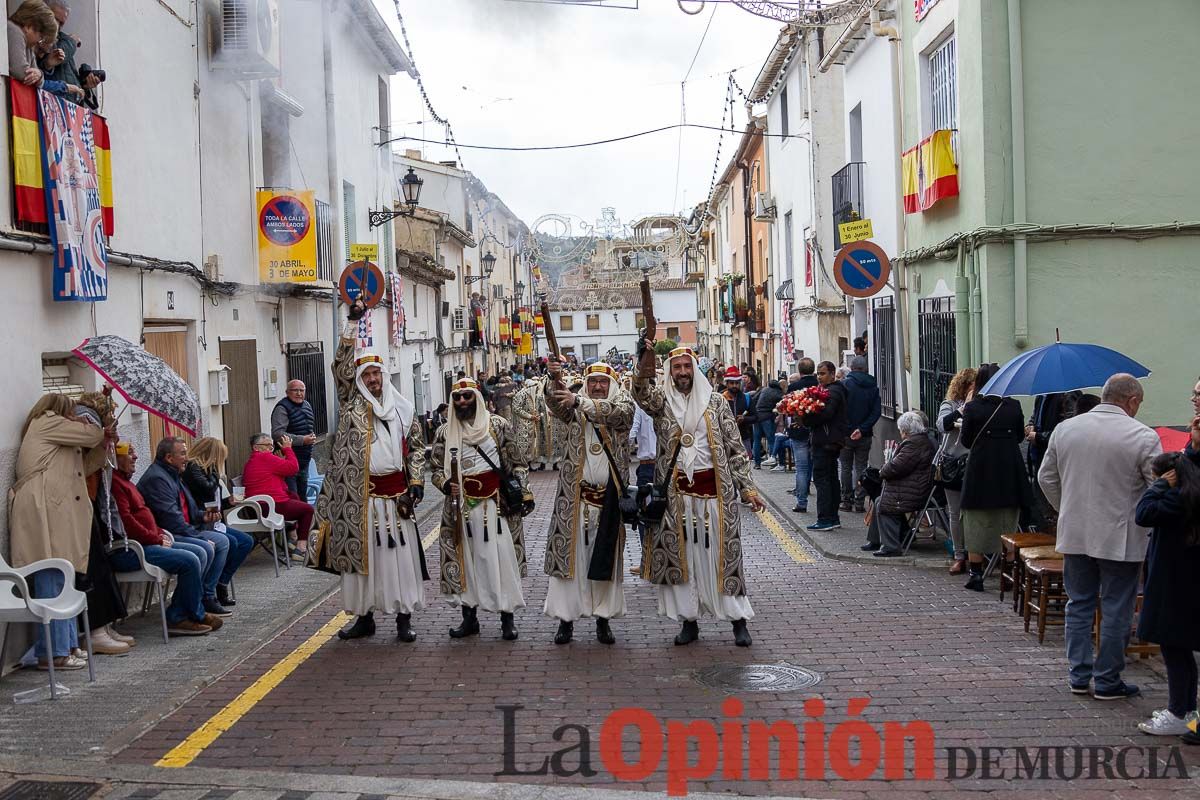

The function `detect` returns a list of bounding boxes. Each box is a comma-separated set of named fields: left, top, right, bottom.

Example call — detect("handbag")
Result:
left=472, top=445, right=528, bottom=517
left=936, top=401, right=1002, bottom=490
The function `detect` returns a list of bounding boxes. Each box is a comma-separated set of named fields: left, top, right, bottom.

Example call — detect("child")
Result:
left=1134, top=450, right=1200, bottom=737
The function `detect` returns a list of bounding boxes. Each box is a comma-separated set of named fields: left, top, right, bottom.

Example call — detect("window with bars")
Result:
left=285, top=343, right=330, bottom=436
left=315, top=199, right=334, bottom=281
left=917, top=296, right=957, bottom=424
left=342, top=180, right=356, bottom=260
left=783, top=211, right=794, bottom=283
left=586, top=314, right=600, bottom=330
left=871, top=296, right=897, bottom=418
left=559, top=315, right=574, bottom=332
left=927, top=35, right=957, bottom=134
left=780, top=85, right=789, bottom=138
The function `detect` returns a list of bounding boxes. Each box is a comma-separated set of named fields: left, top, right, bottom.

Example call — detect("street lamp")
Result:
left=465, top=251, right=496, bottom=286
left=368, top=167, right=424, bottom=228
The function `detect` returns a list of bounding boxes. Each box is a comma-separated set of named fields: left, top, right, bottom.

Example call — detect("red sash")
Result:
left=676, top=468, right=717, bottom=498
left=463, top=470, right=499, bottom=500
left=369, top=471, right=408, bottom=498
left=581, top=482, right=607, bottom=508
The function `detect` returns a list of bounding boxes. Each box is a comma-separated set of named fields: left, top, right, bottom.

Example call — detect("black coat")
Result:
left=183, top=462, right=230, bottom=511
left=959, top=396, right=1032, bottom=511
left=805, top=380, right=849, bottom=451
left=1135, top=450, right=1200, bottom=650
left=878, top=433, right=935, bottom=514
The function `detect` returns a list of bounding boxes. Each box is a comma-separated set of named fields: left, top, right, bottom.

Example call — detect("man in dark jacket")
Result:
left=862, top=411, right=934, bottom=556
left=840, top=356, right=882, bottom=513
left=787, top=359, right=819, bottom=512
left=271, top=380, right=318, bottom=500
left=138, top=437, right=235, bottom=616
left=804, top=361, right=849, bottom=530
left=722, top=366, right=754, bottom=454
left=753, top=379, right=784, bottom=468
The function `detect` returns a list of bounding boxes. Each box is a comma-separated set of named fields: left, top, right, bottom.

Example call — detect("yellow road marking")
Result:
left=156, top=610, right=351, bottom=767
left=157, top=525, right=444, bottom=767
left=757, top=508, right=814, bottom=564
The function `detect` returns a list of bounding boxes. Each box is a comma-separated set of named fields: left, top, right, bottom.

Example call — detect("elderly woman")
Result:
left=242, top=432, right=313, bottom=561
left=936, top=367, right=977, bottom=574
left=7, top=0, right=80, bottom=99
left=861, top=410, right=935, bottom=556
left=10, top=393, right=107, bottom=670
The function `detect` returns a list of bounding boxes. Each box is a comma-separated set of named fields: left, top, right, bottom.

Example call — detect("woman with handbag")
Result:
left=936, top=368, right=977, bottom=575
left=959, top=364, right=1033, bottom=592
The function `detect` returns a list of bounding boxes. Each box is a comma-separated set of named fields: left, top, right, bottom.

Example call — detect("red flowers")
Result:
left=776, top=386, right=830, bottom=418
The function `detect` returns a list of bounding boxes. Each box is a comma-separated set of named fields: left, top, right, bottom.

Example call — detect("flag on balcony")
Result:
left=498, top=315, right=510, bottom=344
left=534, top=312, right=544, bottom=333
left=902, top=130, right=959, bottom=213
left=901, top=143, right=921, bottom=214
left=531, top=263, right=543, bottom=282
left=11, top=80, right=45, bottom=225
left=387, top=272, right=404, bottom=346
left=93, top=114, right=114, bottom=235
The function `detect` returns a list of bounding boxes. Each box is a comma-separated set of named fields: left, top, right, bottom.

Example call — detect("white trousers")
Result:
left=657, top=495, right=754, bottom=622
left=450, top=498, right=525, bottom=613
left=342, top=497, right=425, bottom=616
left=543, top=502, right=626, bottom=622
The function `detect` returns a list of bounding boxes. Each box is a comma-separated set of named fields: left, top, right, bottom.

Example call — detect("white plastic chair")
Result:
left=107, top=539, right=170, bottom=643
left=225, top=495, right=288, bottom=576
left=0, top=553, right=95, bottom=699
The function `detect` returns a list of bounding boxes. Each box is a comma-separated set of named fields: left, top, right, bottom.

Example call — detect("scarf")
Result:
left=662, top=352, right=714, bottom=481
left=444, top=386, right=493, bottom=480
left=355, top=356, right=414, bottom=471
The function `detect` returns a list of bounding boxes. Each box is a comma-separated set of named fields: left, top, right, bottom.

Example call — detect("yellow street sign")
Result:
left=837, top=218, right=874, bottom=245
left=350, top=243, right=379, bottom=261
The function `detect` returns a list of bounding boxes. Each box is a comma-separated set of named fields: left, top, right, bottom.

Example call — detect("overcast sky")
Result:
left=380, top=0, right=782, bottom=230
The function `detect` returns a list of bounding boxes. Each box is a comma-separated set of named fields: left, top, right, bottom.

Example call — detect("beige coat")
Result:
left=9, top=411, right=105, bottom=571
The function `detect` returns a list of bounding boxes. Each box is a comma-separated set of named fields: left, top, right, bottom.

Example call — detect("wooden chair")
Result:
left=1094, top=593, right=1161, bottom=660
left=1000, top=532, right=1056, bottom=611
left=1024, top=559, right=1067, bottom=643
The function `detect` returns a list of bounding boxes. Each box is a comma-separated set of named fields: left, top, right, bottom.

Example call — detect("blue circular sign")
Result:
left=833, top=240, right=891, bottom=298
left=259, top=195, right=311, bottom=247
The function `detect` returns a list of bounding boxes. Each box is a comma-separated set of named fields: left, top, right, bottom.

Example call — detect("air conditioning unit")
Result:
left=212, top=0, right=280, bottom=79
left=754, top=192, right=776, bottom=222
left=452, top=307, right=467, bottom=332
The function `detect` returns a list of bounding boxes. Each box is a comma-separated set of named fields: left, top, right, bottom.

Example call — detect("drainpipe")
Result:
left=322, top=0, right=344, bottom=420
left=954, top=240, right=970, bottom=368
left=969, top=244, right=983, bottom=364
left=1008, top=0, right=1029, bottom=349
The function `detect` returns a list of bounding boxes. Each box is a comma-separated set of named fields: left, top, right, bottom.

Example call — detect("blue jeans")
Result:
left=1062, top=554, right=1141, bottom=692
left=790, top=439, right=813, bottom=509
left=219, top=528, right=254, bottom=586
left=109, top=544, right=205, bottom=624
left=174, top=533, right=224, bottom=600
left=753, top=418, right=777, bottom=465
left=31, top=569, right=76, bottom=660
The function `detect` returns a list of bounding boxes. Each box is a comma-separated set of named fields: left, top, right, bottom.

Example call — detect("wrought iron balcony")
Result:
left=831, top=161, right=865, bottom=250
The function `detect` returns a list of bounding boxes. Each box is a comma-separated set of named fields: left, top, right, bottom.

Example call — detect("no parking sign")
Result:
left=833, top=240, right=891, bottom=299
left=256, top=190, right=318, bottom=283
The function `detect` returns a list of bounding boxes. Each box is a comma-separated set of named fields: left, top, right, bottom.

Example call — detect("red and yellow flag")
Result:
left=10, top=79, right=46, bottom=225
left=498, top=315, right=510, bottom=344
left=901, top=143, right=920, bottom=214
left=901, top=129, right=959, bottom=214
left=93, top=114, right=114, bottom=235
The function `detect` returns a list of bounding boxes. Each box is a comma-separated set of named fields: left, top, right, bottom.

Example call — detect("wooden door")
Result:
left=219, top=338, right=260, bottom=479
left=143, top=327, right=193, bottom=455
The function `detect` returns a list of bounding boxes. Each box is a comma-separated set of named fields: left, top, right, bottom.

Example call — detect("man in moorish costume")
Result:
left=311, top=299, right=428, bottom=643
left=530, top=375, right=566, bottom=471
left=510, top=375, right=544, bottom=466
left=431, top=377, right=532, bottom=641
left=633, top=343, right=764, bottom=648
left=542, top=360, right=635, bottom=645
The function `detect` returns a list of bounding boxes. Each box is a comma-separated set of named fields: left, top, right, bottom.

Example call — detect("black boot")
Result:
left=449, top=606, right=480, bottom=638
left=216, top=584, right=236, bottom=607
left=596, top=617, right=615, bottom=645
left=732, top=619, right=752, bottom=647
left=500, top=611, right=519, bottom=641
left=337, top=612, right=375, bottom=640
left=554, top=620, right=573, bottom=645
left=674, top=620, right=700, bottom=646
left=964, top=564, right=985, bottom=592
left=396, top=613, right=416, bottom=643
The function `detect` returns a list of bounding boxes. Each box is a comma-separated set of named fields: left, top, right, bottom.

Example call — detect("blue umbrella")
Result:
left=981, top=341, right=1151, bottom=397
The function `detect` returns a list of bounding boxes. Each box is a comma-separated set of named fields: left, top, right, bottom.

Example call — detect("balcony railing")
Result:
left=831, top=161, right=865, bottom=250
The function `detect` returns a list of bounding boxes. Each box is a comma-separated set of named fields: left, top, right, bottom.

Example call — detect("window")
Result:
left=342, top=180, right=356, bottom=259
left=783, top=211, right=794, bottom=283
left=918, top=296, right=957, bottom=423
left=559, top=315, right=574, bottom=332
left=586, top=314, right=600, bottom=330
left=582, top=344, right=598, bottom=361
left=315, top=200, right=334, bottom=281
left=927, top=35, right=958, bottom=133
left=666, top=326, right=680, bottom=342
left=871, top=297, right=897, bottom=418
left=849, top=103, right=863, bottom=162
left=780, top=85, right=789, bottom=138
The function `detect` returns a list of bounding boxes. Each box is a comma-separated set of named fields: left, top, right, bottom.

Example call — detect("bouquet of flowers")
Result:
left=775, top=386, right=830, bottom=418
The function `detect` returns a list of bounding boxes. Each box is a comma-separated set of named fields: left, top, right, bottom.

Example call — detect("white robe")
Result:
left=656, top=420, right=755, bottom=622
left=543, top=425, right=626, bottom=622
left=341, top=415, right=425, bottom=616
left=450, top=437, right=526, bottom=613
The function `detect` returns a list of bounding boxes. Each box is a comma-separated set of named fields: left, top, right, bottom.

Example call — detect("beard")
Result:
left=454, top=402, right=476, bottom=420
left=673, top=375, right=693, bottom=393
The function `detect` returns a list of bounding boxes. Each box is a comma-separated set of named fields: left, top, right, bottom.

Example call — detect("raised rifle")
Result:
left=539, top=294, right=567, bottom=392
left=636, top=268, right=658, bottom=370
left=447, top=447, right=466, bottom=544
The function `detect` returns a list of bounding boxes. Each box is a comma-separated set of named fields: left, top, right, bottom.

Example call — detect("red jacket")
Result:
left=242, top=448, right=298, bottom=504
left=111, top=471, right=165, bottom=546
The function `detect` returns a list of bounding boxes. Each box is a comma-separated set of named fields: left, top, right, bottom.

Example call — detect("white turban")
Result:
left=661, top=348, right=714, bottom=481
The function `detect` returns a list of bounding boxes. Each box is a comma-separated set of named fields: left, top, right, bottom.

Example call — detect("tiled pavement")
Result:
left=103, top=469, right=1198, bottom=798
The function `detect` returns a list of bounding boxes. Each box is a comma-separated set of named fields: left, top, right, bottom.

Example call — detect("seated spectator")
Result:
left=862, top=410, right=935, bottom=557
left=243, top=432, right=313, bottom=561
left=109, top=443, right=218, bottom=636
left=183, top=437, right=253, bottom=606
left=8, top=1, right=81, bottom=100
left=137, top=437, right=235, bottom=618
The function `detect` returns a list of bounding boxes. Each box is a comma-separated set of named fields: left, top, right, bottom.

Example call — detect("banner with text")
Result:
left=257, top=190, right=318, bottom=283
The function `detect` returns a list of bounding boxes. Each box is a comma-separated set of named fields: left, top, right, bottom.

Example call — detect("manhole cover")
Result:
left=0, top=781, right=101, bottom=800
left=694, top=663, right=821, bottom=692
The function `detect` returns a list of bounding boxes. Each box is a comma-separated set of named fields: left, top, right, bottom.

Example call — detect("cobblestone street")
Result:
left=95, top=470, right=1199, bottom=799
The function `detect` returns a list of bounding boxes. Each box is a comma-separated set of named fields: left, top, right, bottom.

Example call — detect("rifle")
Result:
left=539, top=294, right=566, bottom=392
left=447, top=448, right=466, bottom=545
left=636, top=270, right=657, bottom=370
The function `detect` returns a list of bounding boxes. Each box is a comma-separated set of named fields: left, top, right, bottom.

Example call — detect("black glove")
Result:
left=408, top=484, right=424, bottom=504
left=347, top=298, right=366, bottom=321
left=522, top=498, right=536, bottom=517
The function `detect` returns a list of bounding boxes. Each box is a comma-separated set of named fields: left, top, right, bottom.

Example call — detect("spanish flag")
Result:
left=498, top=315, right=510, bottom=344
left=920, top=129, right=958, bottom=210
left=534, top=312, right=544, bottom=332
left=10, top=79, right=46, bottom=225
left=93, top=114, right=114, bottom=235
left=901, top=143, right=920, bottom=214
left=531, top=263, right=542, bottom=282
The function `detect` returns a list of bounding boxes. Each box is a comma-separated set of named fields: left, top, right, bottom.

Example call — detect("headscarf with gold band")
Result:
left=583, top=362, right=621, bottom=406
left=660, top=346, right=713, bottom=481
left=444, top=377, right=493, bottom=461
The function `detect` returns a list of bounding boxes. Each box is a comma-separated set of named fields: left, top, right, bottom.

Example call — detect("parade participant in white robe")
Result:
left=309, top=299, right=428, bottom=643
left=632, top=344, right=764, bottom=647
left=542, top=361, right=635, bottom=645
left=431, top=378, right=531, bottom=641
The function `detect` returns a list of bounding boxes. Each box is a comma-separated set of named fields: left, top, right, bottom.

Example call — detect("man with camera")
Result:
left=309, top=299, right=429, bottom=644
left=430, top=375, right=533, bottom=641
left=541, top=360, right=635, bottom=645
left=633, top=342, right=764, bottom=648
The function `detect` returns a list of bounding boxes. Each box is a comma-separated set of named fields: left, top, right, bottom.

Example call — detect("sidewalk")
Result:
left=750, top=460, right=953, bottom=571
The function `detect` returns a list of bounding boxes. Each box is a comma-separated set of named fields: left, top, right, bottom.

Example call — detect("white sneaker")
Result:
left=1138, top=710, right=1194, bottom=736
left=762, top=458, right=777, bottom=467
left=771, top=465, right=787, bottom=472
